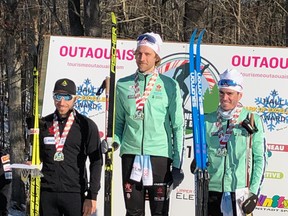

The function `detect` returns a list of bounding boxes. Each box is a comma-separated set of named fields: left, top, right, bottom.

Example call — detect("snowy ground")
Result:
left=8, top=209, right=25, bottom=216
left=8, top=202, right=26, bottom=216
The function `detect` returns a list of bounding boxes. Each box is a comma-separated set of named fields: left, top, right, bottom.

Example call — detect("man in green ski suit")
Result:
left=114, top=32, right=184, bottom=216
left=205, top=69, right=267, bottom=216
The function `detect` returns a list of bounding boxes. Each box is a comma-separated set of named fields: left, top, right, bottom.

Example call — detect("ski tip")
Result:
left=111, top=12, right=117, bottom=23
left=198, top=29, right=206, bottom=39
left=190, top=29, right=198, bottom=43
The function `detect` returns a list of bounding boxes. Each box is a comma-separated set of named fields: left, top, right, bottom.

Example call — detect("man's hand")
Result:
left=172, top=167, right=184, bottom=189
left=190, top=159, right=196, bottom=173
left=112, top=142, right=120, bottom=151
left=100, top=139, right=109, bottom=154
left=242, top=193, right=258, bottom=214
left=82, top=199, right=96, bottom=216
left=100, top=140, right=119, bottom=154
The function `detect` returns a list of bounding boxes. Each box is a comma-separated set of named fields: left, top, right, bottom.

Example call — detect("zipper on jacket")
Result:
left=141, top=75, right=147, bottom=155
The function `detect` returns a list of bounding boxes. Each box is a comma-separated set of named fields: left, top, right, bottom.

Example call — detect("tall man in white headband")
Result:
left=114, top=32, right=184, bottom=215
left=204, top=69, right=267, bottom=215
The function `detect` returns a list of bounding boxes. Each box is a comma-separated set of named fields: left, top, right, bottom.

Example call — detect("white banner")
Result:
left=40, top=36, right=288, bottom=215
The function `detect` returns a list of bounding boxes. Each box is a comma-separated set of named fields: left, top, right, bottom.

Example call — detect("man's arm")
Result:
left=114, top=83, right=125, bottom=144
left=168, top=81, right=184, bottom=168
left=86, top=119, right=103, bottom=201
left=250, top=114, right=268, bottom=195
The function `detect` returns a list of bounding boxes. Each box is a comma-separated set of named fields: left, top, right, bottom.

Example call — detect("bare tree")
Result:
left=84, top=0, right=102, bottom=36
left=2, top=0, right=26, bottom=207
left=285, top=0, right=288, bottom=46
left=68, top=0, right=102, bottom=36
left=68, top=0, right=84, bottom=35
left=183, top=0, right=206, bottom=41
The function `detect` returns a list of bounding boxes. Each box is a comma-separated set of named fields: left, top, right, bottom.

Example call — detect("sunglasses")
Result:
left=137, top=34, right=156, bottom=44
left=53, top=93, right=75, bottom=101
left=218, top=79, right=241, bottom=87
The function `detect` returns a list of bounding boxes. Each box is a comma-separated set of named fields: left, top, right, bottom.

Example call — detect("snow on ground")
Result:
left=8, top=202, right=26, bottom=216
left=8, top=208, right=26, bottom=216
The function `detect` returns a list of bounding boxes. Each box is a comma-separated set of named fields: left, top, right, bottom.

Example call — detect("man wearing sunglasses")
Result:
left=114, top=32, right=184, bottom=216
left=38, top=78, right=103, bottom=216
left=204, top=69, right=267, bottom=215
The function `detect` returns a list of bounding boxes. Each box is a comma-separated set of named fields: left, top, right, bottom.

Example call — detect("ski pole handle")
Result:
left=105, top=77, right=110, bottom=96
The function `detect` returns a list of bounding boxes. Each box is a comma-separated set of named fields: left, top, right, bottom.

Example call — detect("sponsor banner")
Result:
left=41, top=36, right=288, bottom=215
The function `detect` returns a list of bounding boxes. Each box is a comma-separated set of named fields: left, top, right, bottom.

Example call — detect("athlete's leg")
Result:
left=122, top=154, right=145, bottom=216
left=148, top=156, right=172, bottom=216
left=40, top=191, right=61, bottom=216
left=59, top=192, right=83, bottom=216
left=208, top=191, right=223, bottom=216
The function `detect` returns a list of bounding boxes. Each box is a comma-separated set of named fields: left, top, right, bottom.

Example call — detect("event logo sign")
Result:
left=256, top=194, right=288, bottom=213
left=158, top=53, right=220, bottom=142
left=74, top=78, right=105, bottom=117
left=254, top=90, right=288, bottom=132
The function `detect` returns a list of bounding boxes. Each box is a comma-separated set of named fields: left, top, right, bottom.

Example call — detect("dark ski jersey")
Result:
left=39, top=110, right=102, bottom=200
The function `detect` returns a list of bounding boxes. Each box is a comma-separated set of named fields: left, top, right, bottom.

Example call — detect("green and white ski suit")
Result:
left=205, top=107, right=267, bottom=195
left=114, top=71, right=184, bottom=168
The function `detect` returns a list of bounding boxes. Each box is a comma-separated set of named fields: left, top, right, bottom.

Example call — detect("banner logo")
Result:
left=256, top=194, right=288, bottom=212
left=158, top=53, right=219, bottom=139
left=74, top=78, right=104, bottom=116
left=255, top=90, right=288, bottom=131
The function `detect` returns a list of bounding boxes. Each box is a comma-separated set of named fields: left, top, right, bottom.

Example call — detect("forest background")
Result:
left=0, top=0, right=287, bottom=210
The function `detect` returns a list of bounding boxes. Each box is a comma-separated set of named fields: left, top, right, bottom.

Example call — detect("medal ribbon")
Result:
left=216, top=103, right=243, bottom=148
left=134, top=70, right=158, bottom=111
left=53, top=111, right=75, bottom=153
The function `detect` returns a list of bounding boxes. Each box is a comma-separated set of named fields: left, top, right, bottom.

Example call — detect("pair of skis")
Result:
left=189, top=29, right=209, bottom=216
left=101, top=12, right=117, bottom=216
left=92, top=12, right=117, bottom=216
left=29, top=67, right=41, bottom=216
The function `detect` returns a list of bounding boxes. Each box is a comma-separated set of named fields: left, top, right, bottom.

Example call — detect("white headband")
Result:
left=136, top=32, right=163, bottom=57
left=218, top=69, right=243, bottom=93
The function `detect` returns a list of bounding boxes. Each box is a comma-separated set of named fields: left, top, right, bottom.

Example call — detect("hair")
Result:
left=155, top=54, right=161, bottom=66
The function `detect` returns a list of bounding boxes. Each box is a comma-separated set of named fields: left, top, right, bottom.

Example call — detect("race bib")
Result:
left=44, top=137, right=55, bottom=145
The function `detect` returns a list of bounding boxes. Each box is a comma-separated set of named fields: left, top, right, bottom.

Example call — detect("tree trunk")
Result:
left=4, top=4, right=26, bottom=207
left=84, top=0, right=102, bottom=37
left=68, top=0, right=84, bottom=36
left=285, top=0, right=288, bottom=47
left=183, top=0, right=206, bottom=41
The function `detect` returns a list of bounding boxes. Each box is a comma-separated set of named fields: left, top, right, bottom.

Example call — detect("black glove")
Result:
left=112, top=142, right=120, bottom=151
left=172, top=167, right=184, bottom=189
left=100, top=140, right=120, bottom=154
left=190, top=158, right=210, bottom=174
left=190, top=159, right=196, bottom=173
left=100, top=139, right=109, bottom=154
left=242, top=193, right=258, bottom=214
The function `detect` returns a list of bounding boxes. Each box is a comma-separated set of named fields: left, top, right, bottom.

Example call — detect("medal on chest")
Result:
left=53, top=111, right=75, bottom=161
left=134, top=110, right=144, bottom=120
left=133, top=70, right=158, bottom=120
left=216, top=104, right=242, bottom=157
